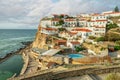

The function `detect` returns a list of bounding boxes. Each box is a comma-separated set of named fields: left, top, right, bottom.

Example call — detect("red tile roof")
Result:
left=90, top=20, right=107, bottom=22
left=71, top=41, right=80, bottom=45
left=65, top=19, right=76, bottom=21
left=52, top=18, right=60, bottom=21
left=55, top=40, right=67, bottom=43
left=72, top=28, right=92, bottom=32
left=104, top=12, right=120, bottom=14
left=43, top=28, right=57, bottom=31
left=95, top=20, right=107, bottom=22
left=69, top=31, right=78, bottom=35
left=91, top=13, right=100, bottom=16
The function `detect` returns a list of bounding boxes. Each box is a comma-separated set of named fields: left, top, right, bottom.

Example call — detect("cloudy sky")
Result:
left=0, top=0, right=120, bottom=29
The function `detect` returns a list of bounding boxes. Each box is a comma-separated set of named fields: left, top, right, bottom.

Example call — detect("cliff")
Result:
left=32, top=25, right=48, bottom=49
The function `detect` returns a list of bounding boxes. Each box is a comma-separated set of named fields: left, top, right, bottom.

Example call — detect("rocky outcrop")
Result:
left=32, top=26, right=48, bottom=49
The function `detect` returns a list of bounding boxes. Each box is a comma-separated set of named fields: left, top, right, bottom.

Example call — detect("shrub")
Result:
left=100, top=47, right=106, bottom=51
left=89, top=36, right=96, bottom=40
left=75, top=46, right=84, bottom=52
left=106, top=23, right=119, bottom=31
left=114, top=45, right=120, bottom=50
left=106, top=33, right=120, bottom=41
left=105, top=73, right=120, bottom=80
left=95, top=37, right=105, bottom=42
left=115, top=41, right=120, bottom=45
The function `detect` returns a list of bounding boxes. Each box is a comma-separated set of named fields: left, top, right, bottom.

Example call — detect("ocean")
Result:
left=0, top=29, right=37, bottom=80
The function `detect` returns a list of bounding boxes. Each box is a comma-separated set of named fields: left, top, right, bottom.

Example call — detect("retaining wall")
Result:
left=9, top=66, right=120, bottom=80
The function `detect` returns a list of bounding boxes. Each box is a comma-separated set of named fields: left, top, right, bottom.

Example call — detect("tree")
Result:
left=59, top=20, right=64, bottom=25
left=114, top=6, right=119, bottom=12
left=106, top=23, right=119, bottom=31
left=75, top=46, right=84, bottom=52
left=59, top=15, right=64, bottom=19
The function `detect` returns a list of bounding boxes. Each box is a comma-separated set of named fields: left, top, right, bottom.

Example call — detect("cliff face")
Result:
left=32, top=25, right=47, bottom=49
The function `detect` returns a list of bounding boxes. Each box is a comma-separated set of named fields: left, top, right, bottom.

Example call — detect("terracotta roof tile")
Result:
left=65, top=19, right=76, bottom=21
left=72, top=28, right=92, bottom=32
left=104, top=12, right=120, bottom=14
left=69, top=31, right=78, bottom=35
left=55, top=40, right=67, bottom=43
left=71, top=41, right=80, bottom=45
left=43, top=28, right=57, bottom=31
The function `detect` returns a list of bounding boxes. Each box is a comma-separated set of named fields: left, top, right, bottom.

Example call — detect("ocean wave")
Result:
left=0, top=36, right=34, bottom=57
left=0, top=36, right=34, bottom=42
left=0, top=43, right=23, bottom=58
left=0, top=43, right=20, bottom=50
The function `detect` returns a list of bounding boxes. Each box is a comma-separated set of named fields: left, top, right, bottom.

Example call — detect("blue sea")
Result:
left=0, top=29, right=36, bottom=80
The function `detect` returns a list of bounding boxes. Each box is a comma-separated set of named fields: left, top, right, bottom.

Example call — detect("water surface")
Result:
left=0, top=29, right=36, bottom=80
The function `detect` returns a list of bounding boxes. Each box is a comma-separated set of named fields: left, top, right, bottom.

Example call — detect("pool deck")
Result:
left=41, top=49, right=61, bottom=56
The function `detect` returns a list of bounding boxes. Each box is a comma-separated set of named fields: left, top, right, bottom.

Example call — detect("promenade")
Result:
left=19, top=45, right=47, bottom=75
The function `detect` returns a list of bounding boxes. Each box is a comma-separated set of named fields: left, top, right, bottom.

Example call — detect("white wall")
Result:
left=41, top=20, right=52, bottom=27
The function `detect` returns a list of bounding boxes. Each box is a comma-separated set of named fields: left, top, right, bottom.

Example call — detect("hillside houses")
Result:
left=64, top=18, right=77, bottom=27
left=41, top=27, right=58, bottom=35
left=40, top=11, right=117, bottom=37
left=102, top=11, right=120, bottom=17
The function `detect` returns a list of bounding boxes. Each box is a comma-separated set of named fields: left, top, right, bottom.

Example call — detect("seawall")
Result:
left=20, top=52, right=29, bottom=75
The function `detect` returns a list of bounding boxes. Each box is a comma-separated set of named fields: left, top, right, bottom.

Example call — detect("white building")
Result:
left=41, top=27, right=58, bottom=35
left=40, top=19, right=52, bottom=28
left=78, top=20, right=87, bottom=27
left=71, top=28, right=92, bottom=39
left=51, top=19, right=59, bottom=26
left=78, top=13, right=90, bottom=17
left=87, top=20, right=108, bottom=27
left=58, top=31, right=69, bottom=38
left=93, top=26, right=106, bottom=36
left=103, top=11, right=120, bottom=17
left=91, top=14, right=107, bottom=21
left=67, top=41, right=80, bottom=50
left=64, top=18, right=77, bottom=27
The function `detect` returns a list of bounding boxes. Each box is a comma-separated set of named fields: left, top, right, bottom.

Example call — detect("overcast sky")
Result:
left=0, top=0, right=120, bottom=29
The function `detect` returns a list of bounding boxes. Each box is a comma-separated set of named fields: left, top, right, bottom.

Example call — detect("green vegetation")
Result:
left=105, top=32, right=120, bottom=41
left=95, top=36, right=105, bottom=42
left=59, top=20, right=64, bottom=25
left=114, top=6, right=119, bottom=12
left=59, top=15, right=64, bottom=19
left=114, top=45, right=120, bottom=50
left=105, top=73, right=120, bottom=80
left=106, top=23, right=119, bottom=31
left=115, top=40, right=120, bottom=45
left=75, top=46, right=84, bottom=52
left=100, top=47, right=106, bottom=51
left=88, top=36, right=96, bottom=40
left=58, top=28, right=67, bottom=32
left=55, top=20, right=64, bottom=26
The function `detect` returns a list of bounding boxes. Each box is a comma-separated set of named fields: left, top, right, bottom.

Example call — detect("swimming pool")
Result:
left=68, top=54, right=84, bottom=59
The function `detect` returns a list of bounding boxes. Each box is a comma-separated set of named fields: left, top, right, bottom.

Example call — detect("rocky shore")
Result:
left=0, top=41, right=32, bottom=63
